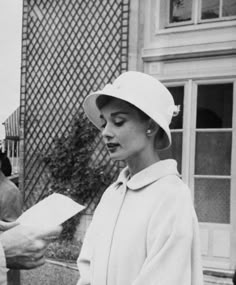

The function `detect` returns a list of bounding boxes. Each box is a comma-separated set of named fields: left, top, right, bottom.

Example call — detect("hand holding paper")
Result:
left=1, top=224, right=62, bottom=269
left=0, top=193, right=83, bottom=269
left=17, top=193, right=86, bottom=228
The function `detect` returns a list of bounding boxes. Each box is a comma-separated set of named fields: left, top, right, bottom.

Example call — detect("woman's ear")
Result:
left=146, top=119, right=159, bottom=136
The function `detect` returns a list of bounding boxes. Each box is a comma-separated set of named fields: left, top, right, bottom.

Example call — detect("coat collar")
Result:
left=115, top=159, right=179, bottom=190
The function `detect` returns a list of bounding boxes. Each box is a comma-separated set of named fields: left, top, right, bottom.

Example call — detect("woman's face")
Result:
left=99, top=98, right=150, bottom=161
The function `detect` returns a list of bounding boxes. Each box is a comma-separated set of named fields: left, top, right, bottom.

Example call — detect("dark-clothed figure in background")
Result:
left=0, top=150, right=22, bottom=222
left=0, top=150, right=22, bottom=284
left=0, top=152, right=11, bottom=178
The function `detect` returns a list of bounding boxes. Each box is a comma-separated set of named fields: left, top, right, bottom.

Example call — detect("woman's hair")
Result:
left=96, top=95, right=150, bottom=121
left=0, top=150, right=12, bottom=177
left=154, top=128, right=165, bottom=149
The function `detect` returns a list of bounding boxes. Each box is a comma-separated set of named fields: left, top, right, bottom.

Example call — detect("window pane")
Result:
left=194, top=178, right=230, bottom=223
left=169, top=0, right=192, bottom=23
left=201, top=0, right=219, bottom=19
left=197, top=84, right=233, bottom=128
left=223, top=0, right=236, bottom=16
left=195, top=132, right=231, bottom=175
left=159, top=132, right=182, bottom=173
left=168, top=86, right=184, bottom=129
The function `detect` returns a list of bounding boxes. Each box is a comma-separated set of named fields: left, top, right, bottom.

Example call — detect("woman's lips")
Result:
left=106, top=143, right=120, bottom=151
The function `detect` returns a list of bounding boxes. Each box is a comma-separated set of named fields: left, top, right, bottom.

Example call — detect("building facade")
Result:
left=129, top=0, right=236, bottom=272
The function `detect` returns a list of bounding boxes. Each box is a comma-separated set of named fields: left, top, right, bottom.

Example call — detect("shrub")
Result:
left=46, top=240, right=82, bottom=262
left=43, top=112, right=112, bottom=240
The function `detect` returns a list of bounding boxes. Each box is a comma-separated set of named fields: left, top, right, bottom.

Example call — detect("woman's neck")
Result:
left=126, top=149, right=160, bottom=177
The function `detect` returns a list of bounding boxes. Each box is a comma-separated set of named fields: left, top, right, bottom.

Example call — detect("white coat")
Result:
left=77, top=159, right=204, bottom=285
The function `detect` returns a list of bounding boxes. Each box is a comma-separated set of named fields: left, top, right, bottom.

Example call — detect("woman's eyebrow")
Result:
left=100, top=111, right=129, bottom=120
left=110, top=111, right=129, bottom=117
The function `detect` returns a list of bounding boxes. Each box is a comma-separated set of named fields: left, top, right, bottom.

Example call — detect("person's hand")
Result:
left=0, top=220, right=19, bottom=231
left=0, top=224, right=62, bottom=269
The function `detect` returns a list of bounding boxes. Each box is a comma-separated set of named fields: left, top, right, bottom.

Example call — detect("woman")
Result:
left=77, top=71, right=203, bottom=285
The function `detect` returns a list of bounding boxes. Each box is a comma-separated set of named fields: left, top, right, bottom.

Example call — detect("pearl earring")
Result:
left=146, top=129, right=151, bottom=135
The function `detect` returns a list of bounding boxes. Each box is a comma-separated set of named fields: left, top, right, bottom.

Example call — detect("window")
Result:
left=169, top=0, right=193, bottom=23
left=201, top=0, right=220, bottom=19
left=201, top=0, right=236, bottom=19
left=194, top=83, right=233, bottom=223
left=168, top=0, right=236, bottom=26
left=159, top=86, right=184, bottom=174
left=160, top=81, right=234, bottom=225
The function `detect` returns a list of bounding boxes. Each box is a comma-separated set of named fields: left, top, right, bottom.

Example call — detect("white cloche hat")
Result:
left=83, top=71, right=179, bottom=149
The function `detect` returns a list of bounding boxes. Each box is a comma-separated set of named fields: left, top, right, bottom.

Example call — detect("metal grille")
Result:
left=20, top=0, right=130, bottom=209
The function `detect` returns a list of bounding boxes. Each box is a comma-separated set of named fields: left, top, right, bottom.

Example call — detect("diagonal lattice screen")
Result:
left=20, top=0, right=130, bottom=210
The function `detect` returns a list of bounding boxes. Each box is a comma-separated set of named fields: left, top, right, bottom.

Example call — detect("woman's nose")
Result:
left=101, top=124, right=113, bottom=138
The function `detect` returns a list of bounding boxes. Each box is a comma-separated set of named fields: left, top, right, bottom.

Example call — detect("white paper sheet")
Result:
left=17, top=193, right=85, bottom=227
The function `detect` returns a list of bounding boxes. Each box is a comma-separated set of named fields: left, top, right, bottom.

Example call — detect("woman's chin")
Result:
left=110, top=155, right=122, bottom=161
left=109, top=152, right=125, bottom=161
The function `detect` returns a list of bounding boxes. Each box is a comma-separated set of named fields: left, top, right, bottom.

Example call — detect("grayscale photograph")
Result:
left=0, top=0, right=235, bottom=284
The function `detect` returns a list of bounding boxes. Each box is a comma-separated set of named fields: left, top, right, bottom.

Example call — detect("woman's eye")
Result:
left=114, top=121, right=124, bottom=127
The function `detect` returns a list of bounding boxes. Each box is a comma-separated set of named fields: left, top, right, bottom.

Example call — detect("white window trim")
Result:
left=183, top=80, right=192, bottom=187
left=155, top=18, right=236, bottom=35
left=230, top=79, right=236, bottom=265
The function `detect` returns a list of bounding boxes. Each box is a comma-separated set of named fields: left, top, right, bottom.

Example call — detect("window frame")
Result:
left=165, top=0, right=236, bottom=28
left=164, top=78, right=236, bottom=215
left=190, top=79, right=235, bottom=224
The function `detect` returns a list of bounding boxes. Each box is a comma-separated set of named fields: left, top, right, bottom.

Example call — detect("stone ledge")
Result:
left=204, top=269, right=234, bottom=285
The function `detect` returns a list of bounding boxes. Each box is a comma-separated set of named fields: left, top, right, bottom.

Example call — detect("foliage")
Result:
left=46, top=240, right=82, bottom=262
left=43, top=112, right=112, bottom=240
